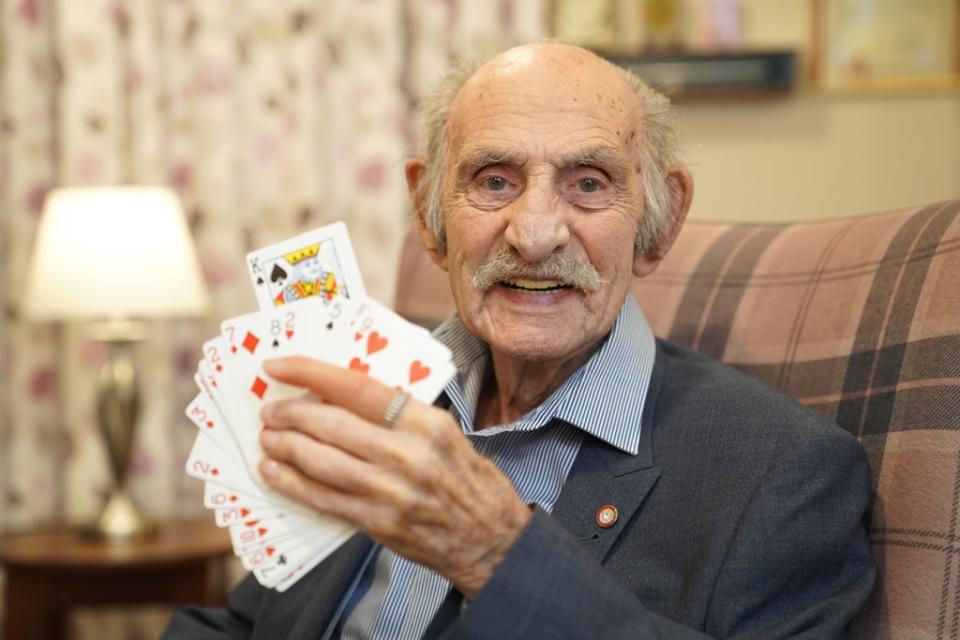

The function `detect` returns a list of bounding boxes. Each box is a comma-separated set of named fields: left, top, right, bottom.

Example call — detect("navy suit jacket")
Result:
left=164, top=340, right=875, bottom=639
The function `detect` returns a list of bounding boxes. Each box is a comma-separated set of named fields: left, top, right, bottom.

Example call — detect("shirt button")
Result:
left=595, top=504, right=618, bottom=528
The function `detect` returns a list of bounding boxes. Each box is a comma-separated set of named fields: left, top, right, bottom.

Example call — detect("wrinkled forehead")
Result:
left=447, top=47, right=641, bottom=153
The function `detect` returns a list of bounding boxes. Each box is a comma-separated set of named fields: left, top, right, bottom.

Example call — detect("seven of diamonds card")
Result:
left=185, top=223, right=455, bottom=591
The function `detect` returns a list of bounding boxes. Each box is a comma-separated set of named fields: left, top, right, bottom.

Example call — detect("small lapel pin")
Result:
left=595, top=504, right=618, bottom=528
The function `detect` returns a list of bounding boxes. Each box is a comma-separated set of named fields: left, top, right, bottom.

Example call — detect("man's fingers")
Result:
left=263, top=356, right=400, bottom=426
left=261, top=397, right=407, bottom=463
left=260, top=429, right=381, bottom=496
left=259, top=458, right=375, bottom=526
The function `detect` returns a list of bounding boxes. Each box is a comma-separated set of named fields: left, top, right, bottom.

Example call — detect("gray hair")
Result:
left=413, top=52, right=681, bottom=257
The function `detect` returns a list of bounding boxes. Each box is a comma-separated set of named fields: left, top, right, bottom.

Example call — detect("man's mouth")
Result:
left=500, top=278, right=574, bottom=291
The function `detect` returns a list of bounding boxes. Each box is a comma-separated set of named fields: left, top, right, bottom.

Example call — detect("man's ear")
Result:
left=405, top=158, right=448, bottom=272
left=633, top=166, right=694, bottom=278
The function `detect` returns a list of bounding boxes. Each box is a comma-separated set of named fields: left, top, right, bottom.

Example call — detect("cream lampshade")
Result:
left=23, top=186, right=209, bottom=539
left=23, top=186, right=208, bottom=320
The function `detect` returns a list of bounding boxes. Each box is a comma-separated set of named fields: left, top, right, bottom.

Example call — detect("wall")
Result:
left=681, top=0, right=960, bottom=223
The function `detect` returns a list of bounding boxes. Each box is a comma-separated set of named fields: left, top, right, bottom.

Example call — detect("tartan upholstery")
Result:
left=392, top=199, right=960, bottom=639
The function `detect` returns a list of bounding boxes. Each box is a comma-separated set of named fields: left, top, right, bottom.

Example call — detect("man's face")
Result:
left=299, top=256, right=322, bottom=281
left=436, top=48, right=650, bottom=365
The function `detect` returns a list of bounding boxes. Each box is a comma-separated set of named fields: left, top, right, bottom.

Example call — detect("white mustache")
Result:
left=472, top=248, right=604, bottom=291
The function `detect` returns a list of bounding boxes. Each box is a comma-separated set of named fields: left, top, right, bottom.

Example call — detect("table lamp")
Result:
left=22, top=186, right=209, bottom=540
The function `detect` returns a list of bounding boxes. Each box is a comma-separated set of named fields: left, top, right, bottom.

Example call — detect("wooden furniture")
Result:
left=0, top=519, right=232, bottom=639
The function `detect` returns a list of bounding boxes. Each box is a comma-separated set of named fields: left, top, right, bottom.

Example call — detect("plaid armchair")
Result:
left=393, top=199, right=960, bottom=639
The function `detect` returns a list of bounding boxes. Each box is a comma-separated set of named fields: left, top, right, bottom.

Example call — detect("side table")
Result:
left=0, top=519, right=233, bottom=640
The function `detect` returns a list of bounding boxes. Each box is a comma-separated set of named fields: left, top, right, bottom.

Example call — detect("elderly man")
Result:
left=165, top=43, right=874, bottom=639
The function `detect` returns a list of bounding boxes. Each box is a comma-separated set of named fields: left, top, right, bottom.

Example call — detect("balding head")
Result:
left=411, top=42, right=683, bottom=257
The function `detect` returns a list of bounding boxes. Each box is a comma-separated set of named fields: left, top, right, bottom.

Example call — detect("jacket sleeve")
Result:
left=446, top=427, right=876, bottom=639
left=161, top=574, right=264, bottom=639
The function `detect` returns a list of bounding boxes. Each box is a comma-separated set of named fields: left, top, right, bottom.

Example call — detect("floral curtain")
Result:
left=0, top=0, right=544, bottom=635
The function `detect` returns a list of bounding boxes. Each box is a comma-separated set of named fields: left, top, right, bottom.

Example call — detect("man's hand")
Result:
left=256, top=356, right=532, bottom=598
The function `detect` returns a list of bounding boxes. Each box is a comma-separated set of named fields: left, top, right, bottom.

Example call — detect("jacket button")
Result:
left=595, top=504, right=618, bottom=528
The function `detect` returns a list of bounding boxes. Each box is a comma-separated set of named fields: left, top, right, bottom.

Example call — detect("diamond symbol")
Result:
left=242, top=331, right=260, bottom=354
left=205, top=420, right=214, bottom=429
left=215, top=364, right=223, bottom=372
left=251, top=376, right=268, bottom=399
left=211, top=468, right=219, bottom=476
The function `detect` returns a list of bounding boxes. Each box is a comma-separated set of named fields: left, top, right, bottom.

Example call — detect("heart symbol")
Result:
left=286, top=329, right=294, bottom=339
left=354, top=332, right=362, bottom=342
left=266, top=547, right=275, bottom=556
left=211, top=468, right=219, bottom=476
left=409, top=360, right=431, bottom=384
left=257, top=527, right=268, bottom=537
left=229, top=495, right=237, bottom=502
left=367, top=331, right=388, bottom=356
left=240, top=508, right=250, bottom=517
left=349, top=357, right=370, bottom=374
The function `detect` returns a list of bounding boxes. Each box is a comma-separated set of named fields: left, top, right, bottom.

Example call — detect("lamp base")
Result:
left=82, top=490, right=156, bottom=541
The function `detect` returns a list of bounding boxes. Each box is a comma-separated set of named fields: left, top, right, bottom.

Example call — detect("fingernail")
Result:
left=261, top=459, right=279, bottom=477
left=261, top=429, right=278, bottom=449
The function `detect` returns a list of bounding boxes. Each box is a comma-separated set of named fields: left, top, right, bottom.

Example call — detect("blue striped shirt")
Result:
left=339, top=297, right=656, bottom=639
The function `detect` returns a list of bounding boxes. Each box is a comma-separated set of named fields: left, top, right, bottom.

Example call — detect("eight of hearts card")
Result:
left=183, top=223, right=456, bottom=591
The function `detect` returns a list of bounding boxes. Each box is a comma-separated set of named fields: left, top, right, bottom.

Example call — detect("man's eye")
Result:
left=485, top=176, right=508, bottom=191
left=578, top=178, right=601, bottom=193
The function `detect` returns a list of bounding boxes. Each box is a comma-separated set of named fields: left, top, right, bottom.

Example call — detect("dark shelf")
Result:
left=606, top=50, right=797, bottom=101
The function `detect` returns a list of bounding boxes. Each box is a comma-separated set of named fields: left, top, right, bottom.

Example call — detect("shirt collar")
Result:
left=432, top=296, right=656, bottom=455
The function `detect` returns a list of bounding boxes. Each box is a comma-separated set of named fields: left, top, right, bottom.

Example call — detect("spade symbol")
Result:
left=256, top=276, right=264, bottom=286
left=270, top=263, right=288, bottom=284
left=326, top=321, right=334, bottom=330
left=272, top=339, right=280, bottom=348
left=278, top=555, right=288, bottom=565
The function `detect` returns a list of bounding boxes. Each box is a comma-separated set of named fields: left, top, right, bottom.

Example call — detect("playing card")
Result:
left=255, top=524, right=355, bottom=590
left=198, top=337, right=247, bottom=442
left=228, top=513, right=312, bottom=551
left=204, top=482, right=270, bottom=510
left=272, top=527, right=356, bottom=592
left=185, top=432, right=268, bottom=498
left=246, top=222, right=365, bottom=310
left=185, top=391, right=243, bottom=466
left=214, top=505, right=285, bottom=528
left=345, top=299, right=456, bottom=403
left=218, top=297, right=353, bottom=477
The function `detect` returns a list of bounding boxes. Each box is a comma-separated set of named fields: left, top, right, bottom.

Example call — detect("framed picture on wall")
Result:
left=811, top=0, right=960, bottom=92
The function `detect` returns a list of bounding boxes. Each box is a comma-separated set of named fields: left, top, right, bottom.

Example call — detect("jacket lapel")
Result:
left=287, top=533, right=376, bottom=640
left=551, top=346, right=664, bottom=563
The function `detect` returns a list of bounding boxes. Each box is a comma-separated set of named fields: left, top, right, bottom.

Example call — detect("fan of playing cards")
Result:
left=184, top=222, right=456, bottom=591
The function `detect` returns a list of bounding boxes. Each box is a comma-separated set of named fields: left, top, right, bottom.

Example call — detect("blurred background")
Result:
left=0, top=0, right=957, bottom=637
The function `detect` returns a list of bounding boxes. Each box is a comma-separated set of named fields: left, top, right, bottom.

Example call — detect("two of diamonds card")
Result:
left=183, top=222, right=455, bottom=591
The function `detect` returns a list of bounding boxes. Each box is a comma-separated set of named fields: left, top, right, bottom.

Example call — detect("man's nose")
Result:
left=503, top=175, right=570, bottom=263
